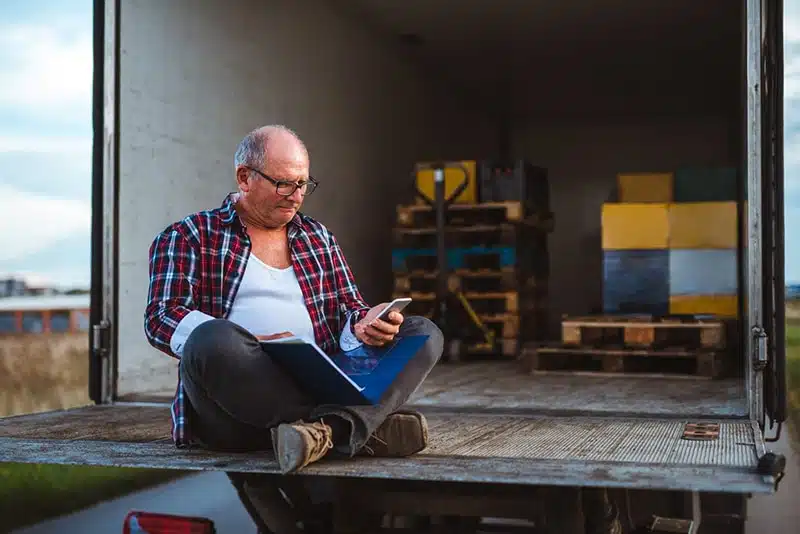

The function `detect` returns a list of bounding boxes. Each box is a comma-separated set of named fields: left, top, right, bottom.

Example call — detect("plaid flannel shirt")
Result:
left=144, top=193, right=371, bottom=447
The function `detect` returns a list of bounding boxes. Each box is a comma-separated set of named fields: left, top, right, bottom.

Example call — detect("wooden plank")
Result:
left=396, top=201, right=524, bottom=227
left=560, top=315, right=727, bottom=350
left=523, top=346, right=725, bottom=379
left=392, top=224, right=519, bottom=248
left=394, top=269, right=519, bottom=294
left=396, top=291, right=518, bottom=315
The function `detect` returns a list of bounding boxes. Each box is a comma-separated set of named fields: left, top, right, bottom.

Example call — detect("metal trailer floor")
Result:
left=0, top=362, right=769, bottom=493
left=407, top=362, right=748, bottom=418
left=0, top=406, right=772, bottom=494
left=120, top=361, right=749, bottom=418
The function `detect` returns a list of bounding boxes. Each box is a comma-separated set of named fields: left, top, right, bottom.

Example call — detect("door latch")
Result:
left=752, top=326, right=768, bottom=371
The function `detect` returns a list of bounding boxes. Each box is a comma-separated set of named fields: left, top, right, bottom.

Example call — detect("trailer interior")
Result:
left=0, top=0, right=785, bottom=527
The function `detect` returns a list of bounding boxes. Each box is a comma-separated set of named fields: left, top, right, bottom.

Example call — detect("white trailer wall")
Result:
left=115, top=0, right=496, bottom=399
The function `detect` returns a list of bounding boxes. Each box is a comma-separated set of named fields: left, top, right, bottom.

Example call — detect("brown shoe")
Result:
left=271, top=420, right=334, bottom=474
left=359, top=410, right=428, bottom=457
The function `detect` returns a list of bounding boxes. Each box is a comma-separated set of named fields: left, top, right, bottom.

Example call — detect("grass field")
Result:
left=0, top=333, right=187, bottom=532
left=0, top=332, right=90, bottom=417
left=0, top=464, right=181, bottom=532
left=784, top=301, right=800, bottom=436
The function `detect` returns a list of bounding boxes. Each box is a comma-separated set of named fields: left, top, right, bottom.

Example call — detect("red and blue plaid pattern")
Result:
left=144, top=193, right=370, bottom=447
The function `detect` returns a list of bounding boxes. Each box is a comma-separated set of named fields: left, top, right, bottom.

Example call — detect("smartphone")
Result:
left=373, top=297, right=412, bottom=323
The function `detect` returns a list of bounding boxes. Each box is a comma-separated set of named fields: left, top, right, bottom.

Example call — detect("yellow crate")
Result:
left=669, top=202, right=737, bottom=249
left=617, top=172, right=673, bottom=203
left=669, top=294, right=739, bottom=317
left=415, top=161, right=477, bottom=205
left=601, top=203, right=670, bottom=250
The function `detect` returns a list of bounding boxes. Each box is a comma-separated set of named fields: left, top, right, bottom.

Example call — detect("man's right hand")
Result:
left=354, top=303, right=403, bottom=346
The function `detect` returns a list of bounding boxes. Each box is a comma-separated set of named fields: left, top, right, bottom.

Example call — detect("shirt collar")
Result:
left=218, top=192, right=304, bottom=231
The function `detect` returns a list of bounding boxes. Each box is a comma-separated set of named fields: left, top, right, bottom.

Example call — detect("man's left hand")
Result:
left=354, top=303, right=403, bottom=346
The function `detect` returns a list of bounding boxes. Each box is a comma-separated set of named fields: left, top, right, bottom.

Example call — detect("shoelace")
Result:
left=361, top=433, right=388, bottom=456
left=303, top=420, right=334, bottom=461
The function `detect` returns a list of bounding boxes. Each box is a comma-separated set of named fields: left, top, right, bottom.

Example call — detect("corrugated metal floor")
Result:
left=409, top=361, right=747, bottom=417
left=122, top=361, right=749, bottom=418
left=0, top=405, right=771, bottom=493
left=425, top=414, right=759, bottom=468
left=0, top=405, right=761, bottom=469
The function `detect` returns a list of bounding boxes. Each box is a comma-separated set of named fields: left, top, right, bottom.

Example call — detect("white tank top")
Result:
left=226, top=253, right=316, bottom=343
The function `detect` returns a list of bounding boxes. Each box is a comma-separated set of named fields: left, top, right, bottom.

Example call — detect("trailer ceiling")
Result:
left=338, top=0, right=742, bottom=117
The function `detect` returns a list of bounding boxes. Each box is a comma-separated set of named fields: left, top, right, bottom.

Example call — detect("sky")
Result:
left=1, top=2, right=800, bottom=289
left=0, top=1, right=92, bottom=289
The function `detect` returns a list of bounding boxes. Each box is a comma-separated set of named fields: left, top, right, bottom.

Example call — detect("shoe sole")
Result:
left=376, top=410, right=429, bottom=456
left=401, top=410, right=429, bottom=450
left=272, top=424, right=306, bottom=474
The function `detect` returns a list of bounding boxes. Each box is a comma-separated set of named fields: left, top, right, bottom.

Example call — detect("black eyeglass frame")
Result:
left=245, top=166, right=319, bottom=196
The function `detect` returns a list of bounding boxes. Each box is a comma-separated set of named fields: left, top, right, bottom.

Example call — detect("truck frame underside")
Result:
left=0, top=363, right=773, bottom=494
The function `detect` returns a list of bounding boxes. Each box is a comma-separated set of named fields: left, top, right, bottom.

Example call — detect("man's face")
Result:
left=238, top=139, right=310, bottom=228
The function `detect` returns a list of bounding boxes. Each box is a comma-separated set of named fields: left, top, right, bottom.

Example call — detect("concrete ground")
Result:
left=12, top=424, right=799, bottom=534
left=744, top=424, right=800, bottom=534
left=11, top=471, right=258, bottom=534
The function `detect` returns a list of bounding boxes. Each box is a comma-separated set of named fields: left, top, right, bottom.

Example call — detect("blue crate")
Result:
left=669, top=248, right=738, bottom=296
left=602, top=249, right=669, bottom=315
left=392, top=246, right=516, bottom=272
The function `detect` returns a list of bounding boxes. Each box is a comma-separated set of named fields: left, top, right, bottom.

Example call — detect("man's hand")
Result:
left=257, top=331, right=294, bottom=341
left=354, top=303, right=404, bottom=346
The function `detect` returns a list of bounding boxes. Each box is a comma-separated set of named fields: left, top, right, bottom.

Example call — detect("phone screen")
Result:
left=375, top=298, right=411, bottom=321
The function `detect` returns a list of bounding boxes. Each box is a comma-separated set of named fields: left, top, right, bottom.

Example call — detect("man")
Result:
left=143, top=125, right=443, bottom=476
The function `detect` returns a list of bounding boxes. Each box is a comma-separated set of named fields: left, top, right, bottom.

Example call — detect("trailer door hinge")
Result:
left=753, top=326, right=768, bottom=371
left=92, top=320, right=111, bottom=356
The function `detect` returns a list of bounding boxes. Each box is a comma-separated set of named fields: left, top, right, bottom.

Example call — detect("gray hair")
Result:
left=233, top=124, right=303, bottom=170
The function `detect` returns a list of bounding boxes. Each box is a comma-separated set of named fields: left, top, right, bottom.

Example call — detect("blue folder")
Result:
left=260, top=334, right=429, bottom=405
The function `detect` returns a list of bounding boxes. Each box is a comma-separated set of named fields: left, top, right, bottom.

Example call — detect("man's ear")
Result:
left=235, top=167, right=251, bottom=191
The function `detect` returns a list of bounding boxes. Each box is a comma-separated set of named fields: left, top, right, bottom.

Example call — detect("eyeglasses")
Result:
left=246, top=166, right=318, bottom=196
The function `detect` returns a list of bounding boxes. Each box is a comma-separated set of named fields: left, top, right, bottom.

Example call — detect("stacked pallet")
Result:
left=519, top=167, right=739, bottom=378
left=602, top=167, right=739, bottom=317
left=391, top=160, right=552, bottom=361
left=521, top=314, right=730, bottom=378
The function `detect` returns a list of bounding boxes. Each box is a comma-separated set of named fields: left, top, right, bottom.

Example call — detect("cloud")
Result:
left=0, top=16, right=93, bottom=287
left=0, top=23, right=92, bottom=121
left=0, top=185, right=91, bottom=263
left=0, top=134, right=90, bottom=154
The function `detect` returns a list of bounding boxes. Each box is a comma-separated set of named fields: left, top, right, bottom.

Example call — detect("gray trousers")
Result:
left=179, top=315, right=444, bottom=455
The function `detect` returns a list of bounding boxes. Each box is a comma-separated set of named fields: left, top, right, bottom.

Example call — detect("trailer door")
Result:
left=759, top=0, right=787, bottom=434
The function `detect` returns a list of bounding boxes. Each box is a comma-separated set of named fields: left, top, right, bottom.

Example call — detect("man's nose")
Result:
left=288, top=187, right=304, bottom=203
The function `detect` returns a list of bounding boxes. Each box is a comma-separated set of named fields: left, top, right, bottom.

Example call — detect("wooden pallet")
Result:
left=396, top=201, right=524, bottom=227
left=393, top=268, right=520, bottom=294
left=560, top=315, right=727, bottom=350
left=520, top=345, right=724, bottom=378
left=394, top=291, right=519, bottom=315
left=392, top=224, right=521, bottom=249
left=392, top=246, right=516, bottom=272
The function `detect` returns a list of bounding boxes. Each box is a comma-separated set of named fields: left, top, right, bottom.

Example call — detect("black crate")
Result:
left=478, top=160, right=551, bottom=215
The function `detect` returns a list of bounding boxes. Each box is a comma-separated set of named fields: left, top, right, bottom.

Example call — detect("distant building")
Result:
left=0, top=294, right=90, bottom=335
left=0, top=277, right=27, bottom=298
left=787, top=284, right=800, bottom=300
left=0, top=273, right=62, bottom=298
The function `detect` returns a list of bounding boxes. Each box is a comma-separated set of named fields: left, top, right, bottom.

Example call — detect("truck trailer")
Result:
left=0, top=0, right=789, bottom=532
